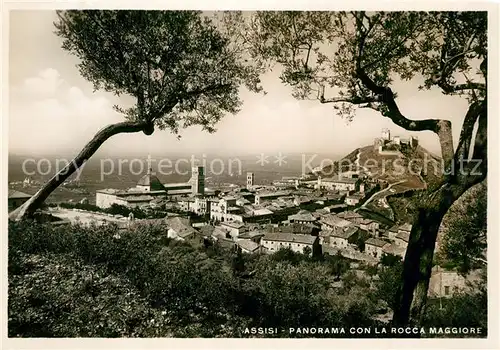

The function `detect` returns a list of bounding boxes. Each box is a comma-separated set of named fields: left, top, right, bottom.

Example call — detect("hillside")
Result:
left=316, top=143, right=444, bottom=223
left=317, top=144, right=443, bottom=187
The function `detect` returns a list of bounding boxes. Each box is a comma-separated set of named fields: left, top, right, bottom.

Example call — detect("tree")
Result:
left=246, top=11, right=487, bottom=325
left=375, top=262, right=404, bottom=313
left=436, top=181, right=487, bottom=275
left=10, top=10, right=264, bottom=220
left=380, top=253, right=402, bottom=267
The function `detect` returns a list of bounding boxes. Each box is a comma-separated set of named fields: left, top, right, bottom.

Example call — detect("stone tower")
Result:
left=381, top=128, right=391, bottom=141
left=190, top=166, right=205, bottom=195
left=246, top=172, right=254, bottom=189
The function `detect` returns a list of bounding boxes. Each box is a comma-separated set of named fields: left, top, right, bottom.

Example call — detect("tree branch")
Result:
left=10, top=120, right=153, bottom=221
left=356, top=67, right=455, bottom=165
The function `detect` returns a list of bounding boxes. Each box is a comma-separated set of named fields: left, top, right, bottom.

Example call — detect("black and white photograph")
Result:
left=3, top=3, right=499, bottom=345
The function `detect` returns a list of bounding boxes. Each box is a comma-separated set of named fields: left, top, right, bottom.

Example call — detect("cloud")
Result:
left=22, top=68, right=63, bottom=97
left=9, top=68, right=122, bottom=154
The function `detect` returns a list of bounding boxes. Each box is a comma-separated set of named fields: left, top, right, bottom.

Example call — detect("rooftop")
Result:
left=262, top=233, right=317, bottom=245
left=239, top=230, right=265, bottom=239
left=123, top=195, right=154, bottom=202
left=337, top=211, right=364, bottom=220
left=166, top=216, right=197, bottom=238
left=331, top=226, right=359, bottom=239
left=269, top=223, right=316, bottom=235
left=359, top=218, right=375, bottom=225
left=320, top=214, right=353, bottom=228
left=383, top=244, right=406, bottom=256
left=221, top=221, right=245, bottom=229
left=256, top=191, right=291, bottom=198
left=365, top=237, right=389, bottom=248
left=399, top=223, right=413, bottom=232
left=396, top=231, right=410, bottom=242
left=288, top=210, right=317, bottom=222
left=137, top=171, right=166, bottom=191
left=236, top=239, right=260, bottom=252
left=322, top=177, right=358, bottom=184
left=8, top=189, right=32, bottom=199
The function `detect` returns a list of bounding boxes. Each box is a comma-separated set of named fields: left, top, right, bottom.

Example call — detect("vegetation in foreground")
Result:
left=8, top=220, right=486, bottom=338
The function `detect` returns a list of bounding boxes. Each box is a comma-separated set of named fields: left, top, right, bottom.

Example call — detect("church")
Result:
left=95, top=166, right=206, bottom=209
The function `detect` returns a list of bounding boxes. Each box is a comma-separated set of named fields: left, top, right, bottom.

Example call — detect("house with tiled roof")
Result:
left=238, top=230, right=265, bottom=244
left=319, top=214, right=354, bottom=231
left=395, top=231, right=410, bottom=249
left=382, top=243, right=406, bottom=258
left=365, top=237, right=390, bottom=259
left=330, top=226, right=359, bottom=249
left=287, top=210, right=317, bottom=224
left=387, top=225, right=400, bottom=240
left=261, top=232, right=319, bottom=255
left=398, top=223, right=413, bottom=234
left=236, top=239, right=261, bottom=254
left=8, top=189, right=31, bottom=211
left=345, top=193, right=365, bottom=206
left=268, top=223, right=317, bottom=235
left=319, top=176, right=359, bottom=192
left=166, top=216, right=197, bottom=241
left=336, top=210, right=365, bottom=224
left=358, top=218, right=380, bottom=234
left=221, top=221, right=246, bottom=239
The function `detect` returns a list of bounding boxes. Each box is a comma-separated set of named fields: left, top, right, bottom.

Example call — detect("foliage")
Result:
left=380, top=253, right=402, bottom=267
left=421, top=268, right=487, bottom=336
left=374, top=262, right=404, bottom=312
left=57, top=201, right=167, bottom=220
left=8, top=219, right=487, bottom=337
left=437, top=182, right=487, bottom=275
left=355, top=229, right=371, bottom=252
left=54, top=10, right=265, bottom=134
left=247, top=11, right=486, bottom=117
left=326, top=251, right=350, bottom=277
left=9, top=220, right=379, bottom=337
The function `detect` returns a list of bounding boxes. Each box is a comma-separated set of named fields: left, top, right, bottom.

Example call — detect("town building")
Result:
left=238, top=230, right=265, bottom=244
left=261, top=232, right=319, bottom=255
left=210, top=196, right=244, bottom=223
left=318, top=176, right=359, bottom=192
left=382, top=243, right=406, bottom=258
left=428, top=267, right=482, bottom=298
left=365, top=237, right=390, bottom=259
left=254, top=190, right=291, bottom=205
left=320, top=214, right=354, bottom=232
left=287, top=210, right=317, bottom=224
left=236, top=239, right=261, bottom=254
left=345, top=193, right=364, bottom=206
left=330, top=226, right=359, bottom=249
left=96, top=166, right=207, bottom=209
left=166, top=216, right=197, bottom=241
left=268, top=223, right=318, bottom=235
left=246, top=172, right=255, bottom=189
left=8, top=189, right=32, bottom=211
left=358, top=218, right=380, bottom=235
left=395, top=231, right=410, bottom=249
left=336, top=211, right=365, bottom=225
left=386, top=225, right=400, bottom=240
left=221, top=221, right=246, bottom=239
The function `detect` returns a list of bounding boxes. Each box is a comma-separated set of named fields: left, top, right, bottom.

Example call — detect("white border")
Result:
left=1, top=1, right=499, bottom=349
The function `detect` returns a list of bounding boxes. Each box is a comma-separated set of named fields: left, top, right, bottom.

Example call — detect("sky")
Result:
left=8, top=10, right=472, bottom=159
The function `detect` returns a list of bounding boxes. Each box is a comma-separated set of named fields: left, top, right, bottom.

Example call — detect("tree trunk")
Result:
left=9, top=120, right=153, bottom=221
left=392, top=204, right=448, bottom=326
left=392, top=182, right=475, bottom=327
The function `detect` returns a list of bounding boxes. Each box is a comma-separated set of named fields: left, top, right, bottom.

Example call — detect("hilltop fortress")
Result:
left=373, top=128, right=418, bottom=155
